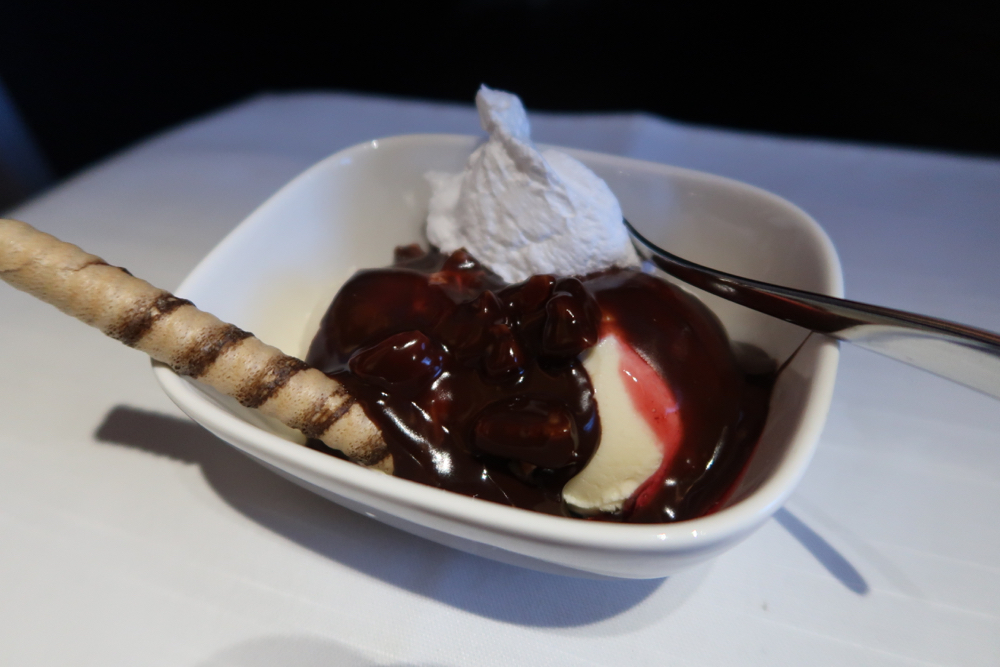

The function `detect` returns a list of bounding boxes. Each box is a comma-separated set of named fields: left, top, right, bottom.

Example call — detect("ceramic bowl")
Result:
left=154, top=134, right=842, bottom=579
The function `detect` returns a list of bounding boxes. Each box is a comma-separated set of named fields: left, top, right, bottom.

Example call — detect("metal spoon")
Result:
left=624, top=219, right=1000, bottom=401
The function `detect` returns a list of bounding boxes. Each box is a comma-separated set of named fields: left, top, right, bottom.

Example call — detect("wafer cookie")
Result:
left=0, top=218, right=392, bottom=472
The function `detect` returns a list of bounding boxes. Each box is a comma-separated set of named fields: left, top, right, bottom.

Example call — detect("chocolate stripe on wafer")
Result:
left=0, top=218, right=392, bottom=473
left=236, top=355, right=311, bottom=409
left=294, top=392, right=356, bottom=439
left=173, top=323, right=254, bottom=378
left=110, top=292, right=193, bottom=347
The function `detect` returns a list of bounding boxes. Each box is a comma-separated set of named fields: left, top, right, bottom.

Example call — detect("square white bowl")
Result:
left=154, top=134, right=841, bottom=579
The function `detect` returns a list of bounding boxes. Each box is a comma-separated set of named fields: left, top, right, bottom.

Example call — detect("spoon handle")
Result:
left=625, top=221, right=1000, bottom=401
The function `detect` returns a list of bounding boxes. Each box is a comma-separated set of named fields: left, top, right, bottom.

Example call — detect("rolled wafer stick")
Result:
left=0, top=218, right=392, bottom=472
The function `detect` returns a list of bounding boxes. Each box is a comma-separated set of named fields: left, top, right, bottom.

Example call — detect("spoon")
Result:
left=624, top=219, right=1000, bottom=401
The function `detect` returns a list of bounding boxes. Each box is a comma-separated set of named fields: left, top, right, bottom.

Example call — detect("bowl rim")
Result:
left=153, top=133, right=842, bottom=556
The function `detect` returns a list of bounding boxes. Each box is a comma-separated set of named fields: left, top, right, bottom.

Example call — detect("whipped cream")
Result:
left=426, top=85, right=639, bottom=283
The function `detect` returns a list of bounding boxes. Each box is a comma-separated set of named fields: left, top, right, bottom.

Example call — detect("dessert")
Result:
left=304, top=85, right=772, bottom=523
left=0, top=88, right=773, bottom=525
left=305, top=246, right=771, bottom=523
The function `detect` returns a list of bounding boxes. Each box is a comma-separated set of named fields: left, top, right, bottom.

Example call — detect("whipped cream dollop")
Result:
left=426, top=85, right=639, bottom=283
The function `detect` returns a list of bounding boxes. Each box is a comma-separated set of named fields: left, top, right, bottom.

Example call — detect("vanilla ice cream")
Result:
left=565, top=332, right=684, bottom=513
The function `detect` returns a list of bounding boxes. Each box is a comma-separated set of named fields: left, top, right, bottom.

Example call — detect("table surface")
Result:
left=2, top=92, right=998, bottom=666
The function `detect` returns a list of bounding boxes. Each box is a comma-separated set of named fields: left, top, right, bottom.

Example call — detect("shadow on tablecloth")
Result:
left=773, top=507, right=869, bottom=595
left=95, top=405, right=680, bottom=628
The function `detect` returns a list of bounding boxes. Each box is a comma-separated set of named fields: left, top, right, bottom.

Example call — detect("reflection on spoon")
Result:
left=624, top=219, right=1000, bottom=401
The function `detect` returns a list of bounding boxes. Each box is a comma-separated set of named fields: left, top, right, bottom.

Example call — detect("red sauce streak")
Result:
left=607, top=329, right=684, bottom=514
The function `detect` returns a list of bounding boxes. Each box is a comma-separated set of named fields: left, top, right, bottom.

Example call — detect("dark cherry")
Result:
left=541, top=278, right=601, bottom=358
left=349, top=330, right=445, bottom=391
left=482, top=323, right=526, bottom=381
left=394, top=243, right=427, bottom=263
left=500, top=275, right=557, bottom=326
left=322, top=269, right=454, bottom=357
left=435, top=290, right=506, bottom=358
left=473, top=396, right=579, bottom=469
left=429, top=248, right=493, bottom=299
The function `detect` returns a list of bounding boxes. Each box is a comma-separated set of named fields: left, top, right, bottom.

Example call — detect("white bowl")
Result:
left=154, top=135, right=842, bottom=579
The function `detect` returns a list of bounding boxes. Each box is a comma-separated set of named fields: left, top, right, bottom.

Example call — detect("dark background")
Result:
left=2, top=1, right=998, bottom=178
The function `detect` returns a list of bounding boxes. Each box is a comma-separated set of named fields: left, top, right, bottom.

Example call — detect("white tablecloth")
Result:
left=2, top=93, right=998, bottom=666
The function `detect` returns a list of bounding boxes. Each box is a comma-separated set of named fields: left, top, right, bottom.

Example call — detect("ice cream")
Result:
left=306, top=244, right=770, bottom=523
left=304, top=88, right=772, bottom=523
left=564, top=333, right=680, bottom=513
left=426, top=85, right=640, bottom=283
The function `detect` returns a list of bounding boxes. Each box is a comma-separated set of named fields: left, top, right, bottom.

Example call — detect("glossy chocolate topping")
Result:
left=306, top=246, right=772, bottom=522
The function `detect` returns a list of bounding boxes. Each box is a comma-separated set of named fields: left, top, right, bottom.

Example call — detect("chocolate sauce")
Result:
left=306, top=246, right=773, bottom=523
